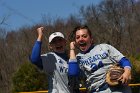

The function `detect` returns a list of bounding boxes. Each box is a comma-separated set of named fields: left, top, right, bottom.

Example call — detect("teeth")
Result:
left=79, top=42, right=86, bottom=46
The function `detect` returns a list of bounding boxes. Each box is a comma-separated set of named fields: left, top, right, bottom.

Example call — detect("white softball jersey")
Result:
left=77, top=43, right=126, bottom=92
left=41, top=52, right=70, bottom=93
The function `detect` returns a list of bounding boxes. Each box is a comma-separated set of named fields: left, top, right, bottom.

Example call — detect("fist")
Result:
left=70, top=41, right=75, bottom=50
left=37, top=27, right=44, bottom=36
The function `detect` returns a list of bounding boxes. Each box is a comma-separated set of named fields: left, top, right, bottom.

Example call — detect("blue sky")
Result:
left=0, top=0, right=102, bottom=31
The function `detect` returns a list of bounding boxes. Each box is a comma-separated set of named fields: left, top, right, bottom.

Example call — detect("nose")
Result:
left=55, top=40, right=60, bottom=44
left=79, top=36, right=84, bottom=41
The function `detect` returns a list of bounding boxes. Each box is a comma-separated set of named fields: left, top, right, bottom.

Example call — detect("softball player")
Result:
left=68, top=25, right=132, bottom=93
left=30, top=27, right=70, bottom=93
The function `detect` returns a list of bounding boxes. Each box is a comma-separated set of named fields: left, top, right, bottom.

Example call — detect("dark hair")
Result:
left=69, top=25, right=92, bottom=41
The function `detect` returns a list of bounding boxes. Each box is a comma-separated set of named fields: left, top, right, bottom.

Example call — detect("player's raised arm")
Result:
left=30, top=27, right=44, bottom=69
left=68, top=41, right=79, bottom=76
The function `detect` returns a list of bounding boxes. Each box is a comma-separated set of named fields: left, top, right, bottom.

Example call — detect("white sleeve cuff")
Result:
left=69, top=59, right=77, bottom=63
left=124, top=66, right=131, bottom=69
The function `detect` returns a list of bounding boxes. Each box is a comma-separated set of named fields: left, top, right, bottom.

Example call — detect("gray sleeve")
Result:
left=41, top=54, right=56, bottom=74
left=106, top=44, right=124, bottom=62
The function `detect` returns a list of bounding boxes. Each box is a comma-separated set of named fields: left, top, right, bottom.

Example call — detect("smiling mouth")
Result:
left=56, top=46, right=63, bottom=50
left=79, top=42, right=87, bottom=47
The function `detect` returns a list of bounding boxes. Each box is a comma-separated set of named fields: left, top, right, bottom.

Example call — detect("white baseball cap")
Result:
left=49, top=32, right=65, bottom=43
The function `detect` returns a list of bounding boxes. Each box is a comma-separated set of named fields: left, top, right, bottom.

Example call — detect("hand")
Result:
left=37, top=27, right=44, bottom=36
left=37, top=27, right=44, bottom=41
left=118, top=68, right=131, bottom=85
left=70, top=41, right=76, bottom=50
left=70, top=41, right=76, bottom=59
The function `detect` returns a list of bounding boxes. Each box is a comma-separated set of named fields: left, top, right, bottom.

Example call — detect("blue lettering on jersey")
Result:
left=58, top=59, right=63, bottom=64
left=98, top=61, right=104, bottom=68
left=78, top=52, right=108, bottom=71
left=90, top=63, right=98, bottom=71
left=79, top=52, right=108, bottom=65
left=59, top=66, right=68, bottom=73
left=92, top=56, right=97, bottom=62
left=57, top=59, right=68, bottom=73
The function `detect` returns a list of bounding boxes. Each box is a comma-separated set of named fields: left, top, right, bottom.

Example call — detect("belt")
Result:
left=90, top=83, right=108, bottom=93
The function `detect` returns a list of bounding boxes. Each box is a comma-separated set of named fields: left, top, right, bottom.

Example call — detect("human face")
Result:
left=75, top=29, right=92, bottom=52
left=50, top=37, right=66, bottom=53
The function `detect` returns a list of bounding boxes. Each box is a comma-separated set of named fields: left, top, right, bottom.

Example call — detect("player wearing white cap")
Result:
left=68, top=25, right=132, bottom=93
left=30, top=27, right=70, bottom=93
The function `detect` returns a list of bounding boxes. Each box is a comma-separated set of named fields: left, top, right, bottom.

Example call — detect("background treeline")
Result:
left=0, top=0, right=140, bottom=93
